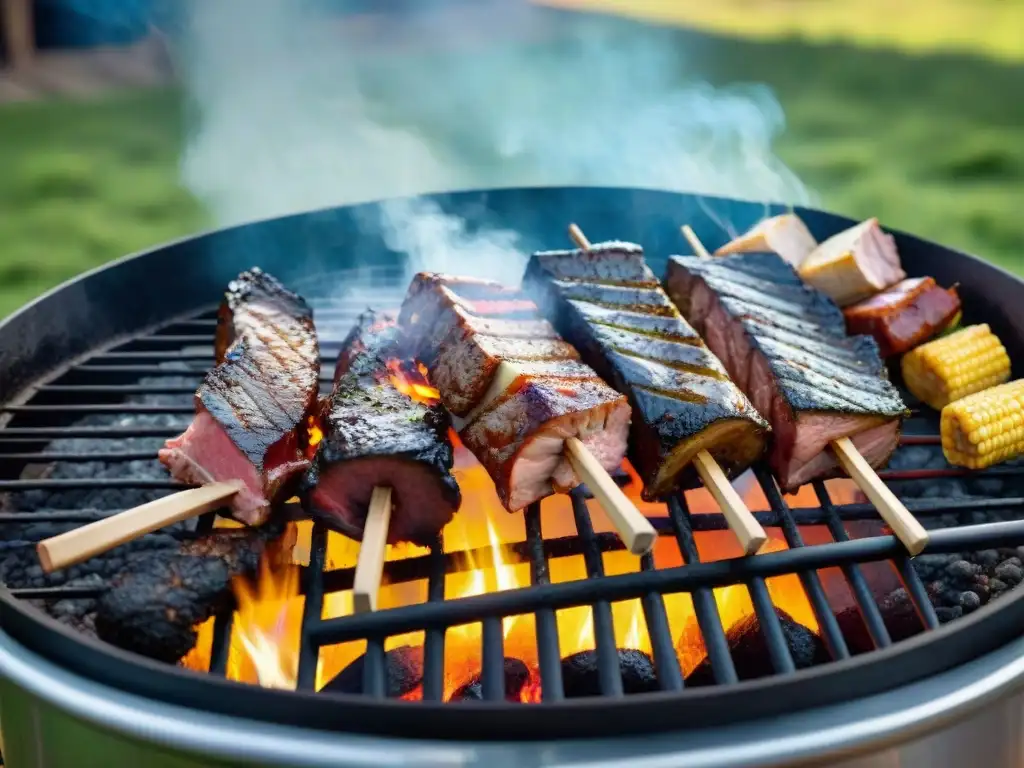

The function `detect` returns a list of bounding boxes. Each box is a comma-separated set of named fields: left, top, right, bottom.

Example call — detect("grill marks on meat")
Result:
left=664, top=252, right=907, bottom=491
left=159, top=268, right=320, bottom=525
left=524, top=242, right=768, bottom=499
left=401, top=273, right=630, bottom=512
left=307, top=311, right=460, bottom=546
left=843, top=277, right=961, bottom=357
left=94, top=522, right=292, bottom=663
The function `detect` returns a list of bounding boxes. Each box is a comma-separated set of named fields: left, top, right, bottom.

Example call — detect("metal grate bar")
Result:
left=36, top=384, right=200, bottom=395
left=754, top=467, right=849, bottom=660
left=0, top=452, right=160, bottom=463
left=420, top=539, right=447, bottom=702
left=362, top=638, right=387, bottom=699
left=90, top=352, right=342, bottom=365
left=209, top=610, right=234, bottom=675
left=570, top=490, right=624, bottom=697
left=893, top=556, right=941, bottom=630
left=812, top=482, right=893, bottom=648
left=480, top=617, right=506, bottom=701
left=0, top=427, right=183, bottom=440
left=667, top=495, right=738, bottom=685
left=747, top=577, right=796, bottom=674
left=881, top=467, right=1024, bottom=481
left=0, top=479, right=186, bottom=491
left=306, top=520, right=1024, bottom=647
left=296, top=524, right=328, bottom=691
left=524, top=504, right=563, bottom=702
left=2, top=404, right=195, bottom=415
left=639, top=551, right=684, bottom=691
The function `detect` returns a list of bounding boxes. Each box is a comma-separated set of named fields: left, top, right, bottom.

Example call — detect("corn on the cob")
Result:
left=942, top=379, right=1024, bottom=469
left=902, top=323, right=1010, bottom=410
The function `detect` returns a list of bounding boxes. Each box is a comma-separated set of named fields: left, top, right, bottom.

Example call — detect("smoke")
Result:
left=168, top=0, right=810, bottom=282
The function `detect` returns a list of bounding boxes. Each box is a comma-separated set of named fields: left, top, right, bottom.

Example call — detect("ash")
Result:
left=0, top=370, right=195, bottom=635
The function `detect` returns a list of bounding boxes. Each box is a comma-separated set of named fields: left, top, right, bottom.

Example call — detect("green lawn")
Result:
left=1, top=13, right=1022, bottom=319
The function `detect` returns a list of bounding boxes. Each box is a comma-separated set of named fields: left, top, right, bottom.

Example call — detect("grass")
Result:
left=0, top=89, right=205, bottom=317
left=0, top=11, right=1022, bottom=318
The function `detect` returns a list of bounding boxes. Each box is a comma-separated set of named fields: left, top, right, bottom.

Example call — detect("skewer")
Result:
left=36, top=481, right=242, bottom=573
left=352, top=486, right=393, bottom=613
left=451, top=379, right=657, bottom=556
left=680, top=224, right=930, bottom=556
left=569, top=224, right=767, bottom=555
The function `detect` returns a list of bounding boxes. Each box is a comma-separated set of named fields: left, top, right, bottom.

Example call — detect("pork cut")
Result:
left=523, top=241, right=769, bottom=499
left=306, top=310, right=460, bottom=545
left=664, top=252, right=907, bottom=492
left=843, top=277, right=961, bottom=357
left=159, top=268, right=320, bottom=525
left=401, top=273, right=631, bottom=512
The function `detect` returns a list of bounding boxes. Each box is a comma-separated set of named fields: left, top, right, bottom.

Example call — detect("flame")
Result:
left=387, top=359, right=440, bottom=405
left=307, top=416, right=323, bottom=449
left=183, top=438, right=823, bottom=697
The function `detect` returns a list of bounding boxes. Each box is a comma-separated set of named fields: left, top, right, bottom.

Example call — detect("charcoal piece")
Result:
left=94, top=522, right=289, bottom=663
left=686, top=608, right=829, bottom=686
left=835, top=588, right=930, bottom=654
left=322, top=646, right=424, bottom=698
left=560, top=648, right=658, bottom=698
left=450, top=657, right=531, bottom=702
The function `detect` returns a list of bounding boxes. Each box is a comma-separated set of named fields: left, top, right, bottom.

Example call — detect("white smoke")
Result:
left=173, top=0, right=812, bottom=282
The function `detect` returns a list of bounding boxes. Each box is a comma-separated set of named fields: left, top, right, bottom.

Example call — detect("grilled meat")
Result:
left=94, top=521, right=293, bottom=663
left=523, top=242, right=769, bottom=499
left=307, top=310, right=460, bottom=546
left=159, top=268, right=320, bottom=525
left=799, top=218, right=906, bottom=306
left=401, top=273, right=630, bottom=512
left=665, top=252, right=907, bottom=491
left=843, top=277, right=961, bottom=357
left=715, top=214, right=818, bottom=269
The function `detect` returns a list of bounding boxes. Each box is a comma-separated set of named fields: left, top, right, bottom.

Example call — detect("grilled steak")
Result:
left=523, top=242, right=769, bottom=499
left=665, top=252, right=907, bottom=491
left=159, top=268, right=320, bottom=525
left=94, top=521, right=293, bottom=663
left=401, top=273, right=630, bottom=512
left=843, top=277, right=961, bottom=358
left=306, top=310, right=460, bottom=545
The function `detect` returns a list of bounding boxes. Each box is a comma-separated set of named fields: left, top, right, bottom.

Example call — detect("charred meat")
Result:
left=401, top=273, right=630, bottom=512
left=307, top=310, right=460, bottom=546
left=523, top=242, right=769, bottom=500
left=843, top=277, right=961, bottom=358
left=665, top=252, right=907, bottom=491
left=159, top=268, right=320, bottom=525
left=94, top=521, right=293, bottom=663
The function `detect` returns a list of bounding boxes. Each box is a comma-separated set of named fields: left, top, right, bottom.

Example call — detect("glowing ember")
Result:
left=386, top=359, right=440, bottom=405
left=182, top=441, right=823, bottom=697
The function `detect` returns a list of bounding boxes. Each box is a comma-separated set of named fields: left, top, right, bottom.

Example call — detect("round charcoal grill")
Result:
left=3, top=187, right=1024, bottom=768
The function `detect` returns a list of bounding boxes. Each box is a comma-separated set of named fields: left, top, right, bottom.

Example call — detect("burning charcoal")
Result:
left=450, top=657, right=531, bottom=702
left=322, top=646, right=423, bottom=698
left=560, top=648, right=658, bottom=698
left=835, top=587, right=930, bottom=655
left=94, top=522, right=291, bottom=663
left=685, top=608, right=829, bottom=686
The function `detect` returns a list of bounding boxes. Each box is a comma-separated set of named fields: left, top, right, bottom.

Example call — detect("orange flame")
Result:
left=387, top=359, right=440, bottom=405
left=182, top=442, right=823, bottom=697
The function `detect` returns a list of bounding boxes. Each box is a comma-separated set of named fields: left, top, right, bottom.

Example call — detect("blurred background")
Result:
left=0, top=0, right=1021, bottom=319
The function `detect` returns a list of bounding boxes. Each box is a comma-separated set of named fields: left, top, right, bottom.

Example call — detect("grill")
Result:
left=3, top=187, right=1024, bottom=767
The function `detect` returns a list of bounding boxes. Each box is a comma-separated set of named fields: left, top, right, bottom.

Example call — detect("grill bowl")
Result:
left=3, top=186, right=1024, bottom=766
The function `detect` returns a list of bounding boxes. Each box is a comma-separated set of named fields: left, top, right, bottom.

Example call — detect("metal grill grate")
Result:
left=5, top=295, right=1024, bottom=703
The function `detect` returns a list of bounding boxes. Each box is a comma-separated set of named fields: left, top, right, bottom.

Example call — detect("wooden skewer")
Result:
left=680, top=224, right=930, bottom=556
left=36, top=481, right=242, bottom=574
left=564, top=437, right=657, bottom=555
left=570, top=223, right=767, bottom=556
left=352, top=486, right=394, bottom=613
